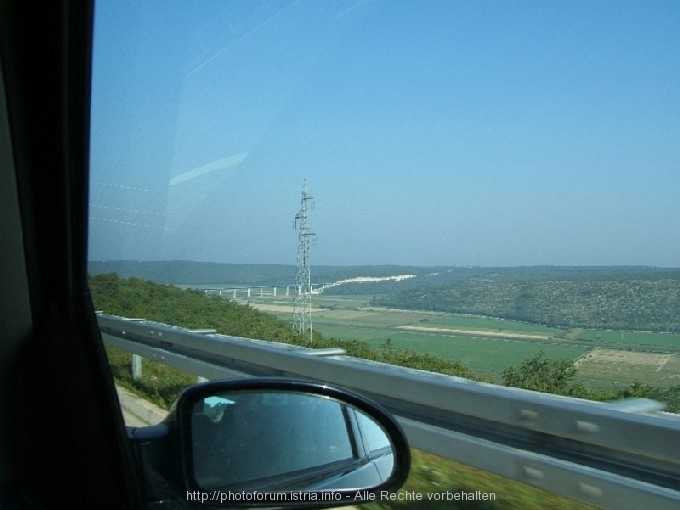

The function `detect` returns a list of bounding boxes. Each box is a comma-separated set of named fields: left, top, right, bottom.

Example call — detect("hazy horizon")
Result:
left=88, top=259, right=680, bottom=270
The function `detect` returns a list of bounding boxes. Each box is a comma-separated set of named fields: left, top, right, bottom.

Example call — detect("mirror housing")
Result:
left=129, top=378, right=410, bottom=508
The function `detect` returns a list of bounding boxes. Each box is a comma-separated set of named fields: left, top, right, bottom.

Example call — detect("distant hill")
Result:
left=88, top=261, right=680, bottom=301
left=88, top=260, right=296, bottom=286
left=371, top=276, right=680, bottom=332
left=87, top=260, right=441, bottom=286
left=320, top=265, right=680, bottom=296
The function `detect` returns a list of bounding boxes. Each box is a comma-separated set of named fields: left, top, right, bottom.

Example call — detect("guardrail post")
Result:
left=131, top=353, right=142, bottom=380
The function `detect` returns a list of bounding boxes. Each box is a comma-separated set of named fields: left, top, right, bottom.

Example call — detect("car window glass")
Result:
left=89, top=1, right=680, bottom=506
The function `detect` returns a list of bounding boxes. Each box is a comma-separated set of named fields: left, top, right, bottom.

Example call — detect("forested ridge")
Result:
left=372, top=279, right=680, bottom=332
left=88, top=260, right=436, bottom=286
left=89, top=260, right=680, bottom=288
left=89, top=261, right=680, bottom=331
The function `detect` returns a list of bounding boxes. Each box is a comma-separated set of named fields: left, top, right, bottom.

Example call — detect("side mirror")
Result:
left=130, top=378, right=410, bottom=507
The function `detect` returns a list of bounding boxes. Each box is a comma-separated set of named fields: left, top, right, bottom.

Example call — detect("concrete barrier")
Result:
left=116, top=385, right=167, bottom=426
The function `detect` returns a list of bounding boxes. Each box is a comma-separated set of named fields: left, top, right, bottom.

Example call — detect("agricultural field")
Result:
left=422, top=315, right=562, bottom=336
left=246, top=293, right=680, bottom=389
left=247, top=295, right=585, bottom=380
left=574, top=349, right=680, bottom=390
left=360, top=331, right=587, bottom=378
left=573, top=329, right=680, bottom=349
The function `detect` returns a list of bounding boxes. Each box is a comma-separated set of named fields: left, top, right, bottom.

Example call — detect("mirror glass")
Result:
left=190, top=390, right=395, bottom=492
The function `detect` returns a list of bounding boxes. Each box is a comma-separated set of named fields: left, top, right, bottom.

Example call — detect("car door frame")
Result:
left=0, top=1, right=144, bottom=507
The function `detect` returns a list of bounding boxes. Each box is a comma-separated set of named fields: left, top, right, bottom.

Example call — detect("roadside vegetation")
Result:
left=94, top=272, right=676, bottom=509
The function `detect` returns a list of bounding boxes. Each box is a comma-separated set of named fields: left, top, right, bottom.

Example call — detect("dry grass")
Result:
left=574, top=348, right=680, bottom=390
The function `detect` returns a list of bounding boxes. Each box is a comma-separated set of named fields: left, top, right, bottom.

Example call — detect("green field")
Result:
left=246, top=293, right=680, bottom=389
left=422, top=315, right=562, bottom=336
left=575, top=329, right=680, bottom=348
left=253, top=295, right=588, bottom=378
left=313, top=296, right=588, bottom=375
left=309, top=319, right=587, bottom=378
left=362, top=332, right=588, bottom=376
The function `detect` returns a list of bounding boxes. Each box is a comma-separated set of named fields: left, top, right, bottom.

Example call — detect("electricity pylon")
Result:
left=293, top=180, right=315, bottom=342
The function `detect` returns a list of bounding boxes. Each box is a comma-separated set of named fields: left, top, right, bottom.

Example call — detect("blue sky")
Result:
left=89, top=0, right=680, bottom=267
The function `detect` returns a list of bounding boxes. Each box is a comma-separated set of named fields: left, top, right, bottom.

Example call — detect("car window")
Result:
left=89, top=1, right=680, bottom=508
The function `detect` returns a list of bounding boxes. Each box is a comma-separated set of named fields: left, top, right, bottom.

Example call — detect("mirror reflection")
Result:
left=190, top=390, right=394, bottom=492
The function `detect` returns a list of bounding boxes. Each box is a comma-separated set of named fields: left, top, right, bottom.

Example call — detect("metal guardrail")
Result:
left=98, top=313, right=680, bottom=510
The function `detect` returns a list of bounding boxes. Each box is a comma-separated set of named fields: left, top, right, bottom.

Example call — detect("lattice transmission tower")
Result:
left=293, top=180, right=315, bottom=342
